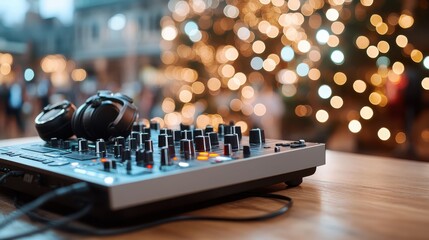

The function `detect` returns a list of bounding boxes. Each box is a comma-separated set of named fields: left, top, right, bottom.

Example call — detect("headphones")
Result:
left=35, top=90, right=138, bottom=142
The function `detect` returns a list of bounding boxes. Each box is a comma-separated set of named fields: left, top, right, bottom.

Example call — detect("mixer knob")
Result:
left=249, top=128, right=265, bottom=144
left=126, top=159, right=132, bottom=172
left=218, top=124, right=226, bottom=136
left=143, top=127, right=151, bottom=137
left=139, top=132, right=150, bottom=147
left=150, top=121, right=160, bottom=130
left=78, top=139, right=88, bottom=152
left=122, top=148, right=131, bottom=162
left=224, top=125, right=233, bottom=135
left=128, top=138, right=137, bottom=150
left=180, top=139, right=194, bottom=159
left=131, top=131, right=140, bottom=146
left=204, top=125, right=214, bottom=134
left=135, top=149, right=144, bottom=165
left=180, top=123, right=191, bottom=130
left=195, top=135, right=207, bottom=152
left=115, top=136, right=125, bottom=148
left=96, top=139, right=107, bottom=157
left=224, top=143, right=232, bottom=156
left=181, top=130, right=193, bottom=140
left=144, top=139, right=153, bottom=152
left=160, top=147, right=172, bottom=166
left=193, top=129, right=203, bottom=139
left=173, top=130, right=182, bottom=142
left=224, top=134, right=240, bottom=151
left=62, top=140, right=71, bottom=149
left=132, top=122, right=141, bottom=132
left=243, top=145, right=251, bottom=157
left=103, top=161, right=111, bottom=172
left=114, top=144, right=123, bottom=158
left=208, top=132, right=219, bottom=146
left=50, top=137, right=59, bottom=147
left=168, top=144, right=176, bottom=158
left=234, top=126, right=242, bottom=140
left=144, top=150, right=154, bottom=167
left=158, top=134, right=168, bottom=148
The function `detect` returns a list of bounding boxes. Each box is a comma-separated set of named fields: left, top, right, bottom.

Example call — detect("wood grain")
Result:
left=1, top=138, right=428, bottom=239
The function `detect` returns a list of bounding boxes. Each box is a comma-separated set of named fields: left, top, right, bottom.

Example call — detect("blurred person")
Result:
left=5, top=76, right=26, bottom=138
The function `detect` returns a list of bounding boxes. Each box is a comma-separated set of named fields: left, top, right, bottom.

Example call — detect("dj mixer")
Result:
left=0, top=91, right=324, bottom=224
left=0, top=122, right=325, bottom=223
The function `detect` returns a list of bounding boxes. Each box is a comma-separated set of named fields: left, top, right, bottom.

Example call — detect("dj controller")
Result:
left=0, top=122, right=325, bottom=223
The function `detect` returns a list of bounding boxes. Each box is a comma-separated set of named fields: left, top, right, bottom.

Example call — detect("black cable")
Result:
left=0, top=182, right=90, bottom=231
left=21, top=193, right=293, bottom=236
left=0, top=171, right=24, bottom=184
left=0, top=202, right=93, bottom=240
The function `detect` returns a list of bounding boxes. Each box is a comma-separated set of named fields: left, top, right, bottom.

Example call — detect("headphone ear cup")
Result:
left=85, top=102, right=119, bottom=141
left=35, top=100, right=75, bottom=141
left=108, top=102, right=138, bottom=137
left=71, top=103, right=89, bottom=139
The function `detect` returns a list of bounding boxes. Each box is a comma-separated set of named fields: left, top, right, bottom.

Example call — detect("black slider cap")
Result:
left=243, top=145, right=251, bottom=157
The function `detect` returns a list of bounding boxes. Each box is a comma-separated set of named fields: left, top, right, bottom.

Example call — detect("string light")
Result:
left=160, top=0, right=428, bottom=146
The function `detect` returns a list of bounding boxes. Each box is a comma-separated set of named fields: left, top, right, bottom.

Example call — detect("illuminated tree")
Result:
left=159, top=0, right=429, bottom=157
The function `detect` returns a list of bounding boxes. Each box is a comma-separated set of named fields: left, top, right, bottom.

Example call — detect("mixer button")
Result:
left=224, top=143, right=232, bottom=156
left=249, top=128, right=265, bottom=144
left=234, top=126, right=242, bottom=140
left=243, top=145, right=251, bottom=157
left=150, top=121, right=160, bottom=130
left=158, top=134, right=168, bottom=148
left=115, top=136, right=125, bottom=148
left=195, top=135, right=207, bottom=152
left=224, top=134, right=240, bottom=151
left=208, top=132, right=219, bottom=146
left=78, top=139, right=88, bottom=152
left=204, top=125, right=214, bottom=134
left=144, top=140, right=153, bottom=152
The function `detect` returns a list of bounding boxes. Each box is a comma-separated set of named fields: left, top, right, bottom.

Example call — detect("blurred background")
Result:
left=0, top=0, right=428, bottom=161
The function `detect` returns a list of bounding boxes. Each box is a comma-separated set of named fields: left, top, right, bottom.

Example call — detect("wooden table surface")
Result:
left=1, top=138, right=429, bottom=239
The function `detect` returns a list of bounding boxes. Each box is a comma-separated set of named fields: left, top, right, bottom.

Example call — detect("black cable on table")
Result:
left=20, top=193, right=293, bottom=236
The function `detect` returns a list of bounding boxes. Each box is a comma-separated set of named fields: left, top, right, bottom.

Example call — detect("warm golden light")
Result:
left=395, top=35, right=408, bottom=48
left=369, top=92, right=382, bottom=105
left=353, top=80, right=367, bottom=93
left=392, top=61, right=405, bottom=75
left=252, top=40, right=266, bottom=54
left=348, top=120, right=362, bottom=133
left=398, top=14, right=414, bottom=29
left=333, top=72, right=347, bottom=85
left=207, top=78, right=221, bottom=91
left=356, top=36, right=370, bottom=49
left=366, top=46, right=379, bottom=58
left=330, top=96, right=344, bottom=109
left=370, top=14, right=382, bottom=27
left=378, top=127, right=391, bottom=141
left=308, top=68, right=321, bottom=80
left=360, top=106, right=374, bottom=120
left=71, top=68, right=87, bottom=81
left=395, top=132, right=406, bottom=144
left=377, top=41, right=390, bottom=53
left=421, top=77, right=429, bottom=90
left=254, top=103, right=267, bottom=116
left=360, top=0, right=374, bottom=7
left=315, top=110, right=329, bottom=123
left=410, top=49, right=423, bottom=63
left=162, top=98, right=176, bottom=113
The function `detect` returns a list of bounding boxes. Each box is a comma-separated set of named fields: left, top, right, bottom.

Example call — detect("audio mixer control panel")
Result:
left=0, top=122, right=325, bottom=220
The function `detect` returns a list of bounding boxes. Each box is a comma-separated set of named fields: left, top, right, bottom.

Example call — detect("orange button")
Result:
left=197, top=156, right=209, bottom=161
left=199, top=152, right=209, bottom=157
left=209, top=153, right=219, bottom=158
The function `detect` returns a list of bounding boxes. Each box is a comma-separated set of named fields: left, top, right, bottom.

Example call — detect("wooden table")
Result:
left=1, top=138, right=429, bottom=239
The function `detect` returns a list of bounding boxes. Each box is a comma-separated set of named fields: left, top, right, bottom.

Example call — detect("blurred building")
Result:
left=73, top=0, right=168, bottom=86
